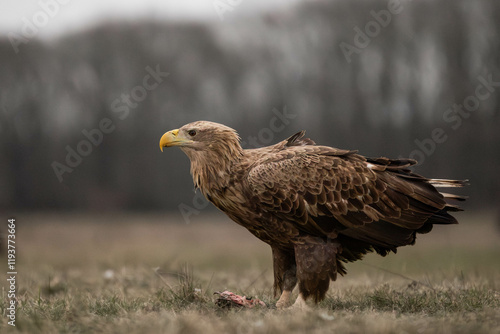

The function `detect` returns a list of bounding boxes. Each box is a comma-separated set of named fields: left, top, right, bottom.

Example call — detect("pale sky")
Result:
left=1, top=0, right=302, bottom=38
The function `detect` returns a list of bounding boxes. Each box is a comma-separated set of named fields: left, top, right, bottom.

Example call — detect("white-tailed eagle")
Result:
left=159, top=121, right=466, bottom=308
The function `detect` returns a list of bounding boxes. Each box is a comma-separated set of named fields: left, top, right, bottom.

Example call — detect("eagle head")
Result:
left=159, top=121, right=243, bottom=190
left=159, top=121, right=240, bottom=152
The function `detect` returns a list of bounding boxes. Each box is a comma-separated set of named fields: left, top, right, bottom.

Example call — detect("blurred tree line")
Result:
left=0, top=0, right=499, bottom=212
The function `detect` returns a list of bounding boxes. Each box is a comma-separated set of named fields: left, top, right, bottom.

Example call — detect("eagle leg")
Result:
left=272, top=246, right=297, bottom=309
left=294, top=236, right=341, bottom=303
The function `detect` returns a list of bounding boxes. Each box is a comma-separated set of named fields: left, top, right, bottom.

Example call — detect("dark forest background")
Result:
left=1, top=0, right=499, bottom=213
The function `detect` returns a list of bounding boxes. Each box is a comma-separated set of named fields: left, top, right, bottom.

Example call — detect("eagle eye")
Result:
left=188, top=129, right=197, bottom=137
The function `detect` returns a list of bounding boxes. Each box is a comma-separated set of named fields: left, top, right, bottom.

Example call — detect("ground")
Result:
left=1, top=211, right=499, bottom=333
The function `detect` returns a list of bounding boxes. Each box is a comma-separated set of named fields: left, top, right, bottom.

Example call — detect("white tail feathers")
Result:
left=429, top=179, right=468, bottom=188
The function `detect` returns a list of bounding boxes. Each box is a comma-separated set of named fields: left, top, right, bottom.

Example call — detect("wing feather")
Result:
left=247, top=145, right=464, bottom=255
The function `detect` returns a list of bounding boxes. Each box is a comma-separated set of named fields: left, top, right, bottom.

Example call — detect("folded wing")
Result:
left=247, top=135, right=466, bottom=264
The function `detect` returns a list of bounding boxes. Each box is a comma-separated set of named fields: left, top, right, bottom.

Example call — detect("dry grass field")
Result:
left=1, top=211, right=499, bottom=333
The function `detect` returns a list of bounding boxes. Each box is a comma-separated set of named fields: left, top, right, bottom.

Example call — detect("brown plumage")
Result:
left=159, top=121, right=467, bottom=308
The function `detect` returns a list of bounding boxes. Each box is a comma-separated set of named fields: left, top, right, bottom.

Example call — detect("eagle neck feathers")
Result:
left=182, top=139, right=243, bottom=197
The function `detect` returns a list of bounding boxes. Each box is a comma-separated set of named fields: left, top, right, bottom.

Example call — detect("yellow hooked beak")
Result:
left=159, top=129, right=192, bottom=151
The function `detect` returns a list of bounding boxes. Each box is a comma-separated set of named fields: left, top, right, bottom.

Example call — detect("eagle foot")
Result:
left=289, top=293, right=310, bottom=311
left=275, top=290, right=292, bottom=310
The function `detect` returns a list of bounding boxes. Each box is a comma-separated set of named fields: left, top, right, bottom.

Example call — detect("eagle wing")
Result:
left=247, top=132, right=465, bottom=259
